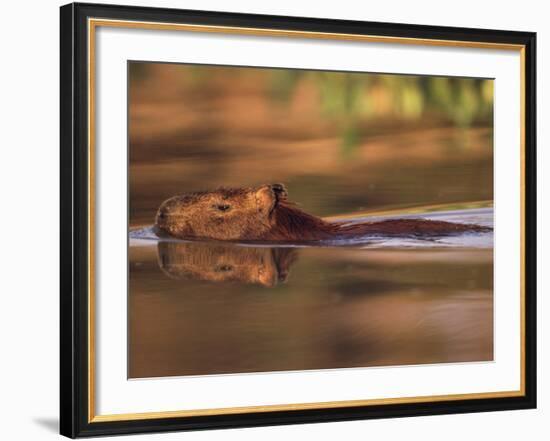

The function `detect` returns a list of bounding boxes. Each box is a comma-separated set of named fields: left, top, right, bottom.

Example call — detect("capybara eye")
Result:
left=214, top=204, right=231, bottom=212
left=215, top=264, right=233, bottom=272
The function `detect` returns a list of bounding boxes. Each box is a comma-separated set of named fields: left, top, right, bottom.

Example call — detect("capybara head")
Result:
left=155, top=184, right=288, bottom=240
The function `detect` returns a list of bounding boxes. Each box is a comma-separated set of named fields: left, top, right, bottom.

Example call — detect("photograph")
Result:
left=128, top=62, right=495, bottom=378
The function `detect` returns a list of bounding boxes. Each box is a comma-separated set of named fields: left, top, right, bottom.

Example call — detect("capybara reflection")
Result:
left=155, top=183, right=491, bottom=242
left=157, top=241, right=297, bottom=287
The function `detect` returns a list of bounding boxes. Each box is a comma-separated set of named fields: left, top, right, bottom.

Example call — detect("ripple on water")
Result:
left=129, top=207, right=493, bottom=249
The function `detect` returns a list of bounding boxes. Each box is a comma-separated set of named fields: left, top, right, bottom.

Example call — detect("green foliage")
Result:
left=341, top=124, right=361, bottom=157
left=269, top=70, right=301, bottom=104
left=269, top=70, right=493, bottom=155
left=158, top=65, right=494, bottom=157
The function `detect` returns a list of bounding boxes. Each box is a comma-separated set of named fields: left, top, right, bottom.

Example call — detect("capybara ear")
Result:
left=255, top=185, right=276, bottom=212
left=255, top=184, right=283, bottom=213
left=270, top=183, right=288, bottom=200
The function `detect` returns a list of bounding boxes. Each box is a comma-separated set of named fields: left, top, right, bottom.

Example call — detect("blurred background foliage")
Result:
left=268, top=70, right=493, bottom=155
left=131, top=63, right=493, bottom=156
left=129, top=63, right=493, bottom=225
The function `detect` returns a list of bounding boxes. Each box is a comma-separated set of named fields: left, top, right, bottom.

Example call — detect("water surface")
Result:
left=129, top=206, right=493, bottom=378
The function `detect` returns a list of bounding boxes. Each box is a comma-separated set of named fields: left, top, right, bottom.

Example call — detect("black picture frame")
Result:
left=60, top=2, right=537, bottom=438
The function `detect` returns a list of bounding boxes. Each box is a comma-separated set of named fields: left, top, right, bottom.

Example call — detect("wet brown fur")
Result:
left=155, top=184, right=491, bottom=242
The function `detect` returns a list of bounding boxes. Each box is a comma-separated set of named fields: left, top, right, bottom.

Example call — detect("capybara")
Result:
left=155, top=183, right=491, bottom=242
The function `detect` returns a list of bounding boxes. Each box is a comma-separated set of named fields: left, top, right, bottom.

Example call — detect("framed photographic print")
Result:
left=60, top=2, right=537, bottom=438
